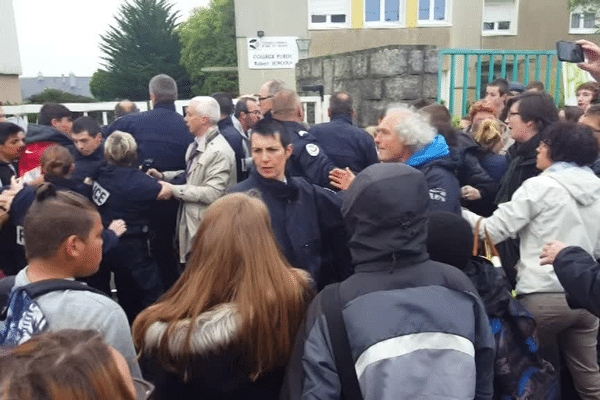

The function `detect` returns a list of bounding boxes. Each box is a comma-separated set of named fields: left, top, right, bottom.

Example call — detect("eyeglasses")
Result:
left=258, top=95, right=273, bottom=102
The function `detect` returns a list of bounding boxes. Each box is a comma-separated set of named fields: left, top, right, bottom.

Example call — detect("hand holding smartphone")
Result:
left=557, top=41, right=585, bottom=63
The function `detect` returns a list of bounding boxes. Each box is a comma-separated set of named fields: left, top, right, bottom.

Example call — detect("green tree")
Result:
left=179, top=0, right=238, bottom=96
left=93, top=0, right=192, bottom=101
left=569, top=0, right=600, bottom=9
left=28, top=89, right=96, bottom=103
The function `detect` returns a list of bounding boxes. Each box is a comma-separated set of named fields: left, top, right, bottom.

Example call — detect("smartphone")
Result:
left=556, top=41, right=585, bottom=63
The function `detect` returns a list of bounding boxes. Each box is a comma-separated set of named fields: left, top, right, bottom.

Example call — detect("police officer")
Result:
left=92, top=131, right=166, bottom=323
left=230, top=119, right=351, bottom=290
left=271, top=89, right=336, bottom=188
left=8, top=145, right=123, bottom=276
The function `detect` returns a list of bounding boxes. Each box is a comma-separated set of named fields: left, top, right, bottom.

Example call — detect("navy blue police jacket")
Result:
left=105, top=102, right=192, bottom=172
left=70, top=144, right=106, bottom=183
left=279, top=121, right=336, bottom=188
left=308, top=114, right=378, bottom=173
left=217, top=117, right=247, bottom=182
left=91, top=165, right=161, bottom=236
left=230, top=169, right=352, bottom=290
left=8, top=177, right=118, bottom=273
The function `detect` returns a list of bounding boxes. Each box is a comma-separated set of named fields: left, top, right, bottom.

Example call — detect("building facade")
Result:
left=235, top=0, right=600, bottom=103
left=0, top=0, right=23, bottom=103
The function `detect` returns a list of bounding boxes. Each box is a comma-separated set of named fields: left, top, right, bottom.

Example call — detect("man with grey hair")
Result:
left=105, top=74, right=192, bottom=289
left=259, top=79, right=285, bottom=119
left=330, top=106, right=461, bottom=213
left=149, top=96, right=236, bottom=263
left=113, top=100, right=140, bottom=119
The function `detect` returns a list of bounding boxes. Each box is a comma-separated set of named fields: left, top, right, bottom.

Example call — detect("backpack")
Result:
left=0, top=277, right=106, bottom=347
left=493, top=297, right=559, bottom=400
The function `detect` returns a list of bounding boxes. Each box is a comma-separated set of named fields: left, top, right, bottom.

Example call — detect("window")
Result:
left=309, top=0, right=351, bottom=29
left=570, top=8, right=597, bottom=34
left=482, top=0, right=517, bottom=35
left=364, top=0, right=404, bottom=26
left=418, top=0, right=449, bottom=24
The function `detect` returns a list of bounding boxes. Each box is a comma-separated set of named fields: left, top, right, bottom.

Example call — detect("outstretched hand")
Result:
left=108, top=219, right=127, bottom=237
left=329, top=167, right=355, bottom=191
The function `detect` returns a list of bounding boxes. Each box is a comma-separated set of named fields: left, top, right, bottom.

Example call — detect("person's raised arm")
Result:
left=577, top=40, right=600, bottom=82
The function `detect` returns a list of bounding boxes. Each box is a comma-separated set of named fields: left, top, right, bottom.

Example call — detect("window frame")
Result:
left=569, top=8, right=598, bottom=34
left=481, top=0, right=519, bottom=36
left=308, top=0, right=352, bottom=30
left=363, top=0, right=406, bottom=28
left=417, top=0, right=451, bottom=26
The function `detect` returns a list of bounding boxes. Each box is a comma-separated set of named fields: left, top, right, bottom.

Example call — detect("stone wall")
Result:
left=296, top=45, right=438, bottom=127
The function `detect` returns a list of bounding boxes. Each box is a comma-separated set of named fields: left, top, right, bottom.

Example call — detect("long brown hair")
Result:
left=132, top=192, right=312, bottom=379
left=0, top=329, right=135, bottom=400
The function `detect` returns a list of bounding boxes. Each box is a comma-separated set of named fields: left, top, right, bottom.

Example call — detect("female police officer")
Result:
left=92, top=131, right=168, bottom=323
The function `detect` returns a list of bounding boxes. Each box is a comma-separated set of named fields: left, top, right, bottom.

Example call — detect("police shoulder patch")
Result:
left=92, top=181, right=110, bottom=206
left=306, top=143, right=320, bottom=157
left=298, top=130, right=309, bottom=137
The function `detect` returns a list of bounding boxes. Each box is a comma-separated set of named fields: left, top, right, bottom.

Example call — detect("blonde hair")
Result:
left=473, top=119, right=503, bottom=152
left=104, top=130, right=137, bottom=166
left=133, top=192, right=312, bottom=380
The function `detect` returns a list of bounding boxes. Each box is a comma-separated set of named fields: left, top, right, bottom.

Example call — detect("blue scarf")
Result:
left=405, top=134, right=450, bottom=168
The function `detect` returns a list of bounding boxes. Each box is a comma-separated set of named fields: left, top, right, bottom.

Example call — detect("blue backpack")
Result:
left=0, top=278, right=105, bottom=347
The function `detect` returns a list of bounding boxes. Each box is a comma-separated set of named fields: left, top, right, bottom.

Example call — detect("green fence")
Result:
left=437, top=49, right=560, bottom=116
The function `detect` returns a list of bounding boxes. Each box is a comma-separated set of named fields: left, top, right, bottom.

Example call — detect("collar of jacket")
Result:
left=405, top=134, right=450, bottom=167
left=143, top=303, right=241, bottom=357
left=512, top=132, right=541, bottom=160
left=330, top=114, right=353, bottom=125
left=353, top=252, right=430, bottom=273
left=45, top=176, right=80, bottom=191
left=199, top=126, right=220, bottom=151
left=250, top=169, right=299, bottom=202
left=153, top=102, right=176, bottom=112
left=218, top=116, right=234, bottom=130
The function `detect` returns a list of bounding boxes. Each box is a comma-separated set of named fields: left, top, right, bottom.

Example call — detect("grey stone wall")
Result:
left=296, top=45, right=438, bottom=127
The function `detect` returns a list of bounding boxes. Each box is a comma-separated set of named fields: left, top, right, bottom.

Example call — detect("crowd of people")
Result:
left=4, top=39, right=600, bottom=399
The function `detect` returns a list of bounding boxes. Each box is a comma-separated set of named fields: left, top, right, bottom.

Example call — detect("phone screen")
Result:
left=556, top=41, right=585, bottom=63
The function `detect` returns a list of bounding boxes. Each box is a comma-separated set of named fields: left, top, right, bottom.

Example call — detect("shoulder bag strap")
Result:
left=321, top=283, right=364, bottom=400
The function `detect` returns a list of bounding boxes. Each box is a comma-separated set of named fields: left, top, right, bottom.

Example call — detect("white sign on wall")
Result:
left=247, top=37, right=299, bottom=70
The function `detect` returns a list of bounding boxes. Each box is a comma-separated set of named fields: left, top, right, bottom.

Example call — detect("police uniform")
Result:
left=105, top=102, right=192, bottom=290
left=230, top=169, right=352, bottom=290
left=279, top=121, right=336, bottom=188
left=92, top=165, right=164, bottom=323
left=7, top=177, right=115, bottom=276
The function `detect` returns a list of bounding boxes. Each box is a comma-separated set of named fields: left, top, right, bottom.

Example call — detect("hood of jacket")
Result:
left=25, top=124, right=73, bottom=146
left=341, top=163, right=429, bottom=266
left=544, top=162, right=600, bottom=207
left=143, top=303, right=241, bottom=357
left=405, top=134, right=450, bottom=168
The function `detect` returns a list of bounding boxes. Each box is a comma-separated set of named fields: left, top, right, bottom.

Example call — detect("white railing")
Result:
left=3, top=95, right=331, bottom=127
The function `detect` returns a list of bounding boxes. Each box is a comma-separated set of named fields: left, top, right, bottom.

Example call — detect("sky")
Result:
left=13, top=0, right=210, bottom=77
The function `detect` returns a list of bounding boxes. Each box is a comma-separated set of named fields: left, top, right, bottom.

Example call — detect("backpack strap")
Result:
left=0, top=276, right=17, bottom=314
left=21, top=279, right=107, bottom=299
left=321, top=283, right=364, bottom=400
left=0, top=279, right=107, bottom=320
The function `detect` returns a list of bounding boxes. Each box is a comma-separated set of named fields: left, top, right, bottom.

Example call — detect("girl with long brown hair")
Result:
left=132, top=192, right=312, bottom=399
